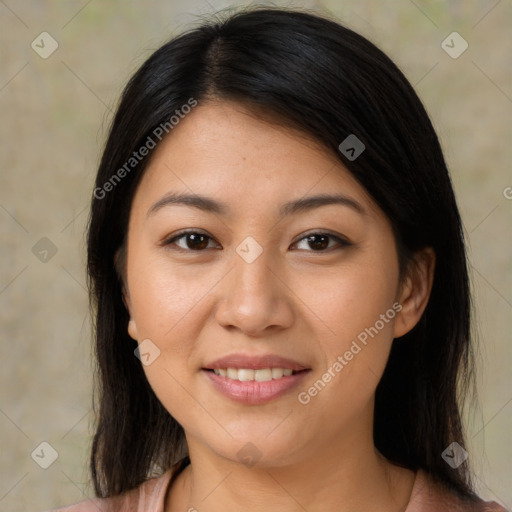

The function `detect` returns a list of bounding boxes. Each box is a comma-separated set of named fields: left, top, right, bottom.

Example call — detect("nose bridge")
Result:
left=215, top=237, right=293, bottom=334
left=231, top=232, right=276, bottom=289
left=232, top=239, right=278, bottom=307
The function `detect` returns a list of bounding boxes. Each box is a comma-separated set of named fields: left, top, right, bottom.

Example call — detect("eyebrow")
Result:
left=146, top=191, right=366, bottom=218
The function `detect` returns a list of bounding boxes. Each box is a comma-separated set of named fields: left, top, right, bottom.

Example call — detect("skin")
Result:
left=122, top=100, right=435, bottom=511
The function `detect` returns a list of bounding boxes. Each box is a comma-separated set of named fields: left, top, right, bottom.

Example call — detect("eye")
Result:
left=292, top=232, right=351, bottom=252
left=162, top=230, right=351, bottom=253
left=163, top=230, right=220, bottom=251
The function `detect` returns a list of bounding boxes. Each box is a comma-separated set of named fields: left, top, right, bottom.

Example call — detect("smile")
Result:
left=202, top=368, right=310, bottom=405
left=211, top=368, right=295, bottom=381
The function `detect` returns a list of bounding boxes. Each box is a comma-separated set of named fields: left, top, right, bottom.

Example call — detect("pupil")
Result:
left=308, top=234, right=328, bottom=250
left=187, top=234, right=208, bottom=250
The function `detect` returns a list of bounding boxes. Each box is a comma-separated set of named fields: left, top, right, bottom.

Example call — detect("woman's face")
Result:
left=123, top=100, right=424, bottom=468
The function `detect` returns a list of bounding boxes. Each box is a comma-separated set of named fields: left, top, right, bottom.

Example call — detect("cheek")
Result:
left=126, top=255, right=188, bottom=378
left=296, top=249, right=400, bottom=408
left=292, top=249, right=399, bottom=345
left=128, top=245, right=213, bottom=338
left=126, top=246, right=232, bottom=379
left=126, top=253, right=209, bottom=421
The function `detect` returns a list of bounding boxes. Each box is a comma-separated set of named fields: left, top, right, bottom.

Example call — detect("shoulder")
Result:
left=407, top=470, right=509, bottom=512
left=44, top=469, right=174, bottom=512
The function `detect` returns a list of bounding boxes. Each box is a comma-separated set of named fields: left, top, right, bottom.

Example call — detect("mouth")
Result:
left=203, top=367, right=305, bottom=381
left=201, top=353, right=311, bottom=404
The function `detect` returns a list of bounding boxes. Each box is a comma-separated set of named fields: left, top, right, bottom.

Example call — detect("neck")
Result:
left=165, top=426, right=416, bottom=511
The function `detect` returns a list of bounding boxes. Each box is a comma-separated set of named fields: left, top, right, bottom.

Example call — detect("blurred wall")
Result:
left=0, top=1, right=510, bottom=510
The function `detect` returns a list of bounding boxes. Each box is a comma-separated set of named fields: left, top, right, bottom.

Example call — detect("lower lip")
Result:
left=202, top=369, right=311, bottom=405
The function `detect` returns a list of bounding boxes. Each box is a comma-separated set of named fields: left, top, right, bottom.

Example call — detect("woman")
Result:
left=50, top=7, right=507, bottom=512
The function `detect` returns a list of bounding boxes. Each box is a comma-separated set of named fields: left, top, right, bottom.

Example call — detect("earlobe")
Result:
left=128, top=318, right=138, bottom=340
left=393, top=247, right=436, bottom=339
left=121, top=284, right=137, bottom=340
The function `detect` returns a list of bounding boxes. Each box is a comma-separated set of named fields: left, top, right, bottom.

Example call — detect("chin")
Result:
left=202, top=432, right=306, bottom=470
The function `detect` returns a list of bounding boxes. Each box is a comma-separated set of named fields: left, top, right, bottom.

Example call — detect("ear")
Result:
left=393, top=247, right=436, bottom=339
left=124, top=291, right=139, bottom=341
left=122, top=287, right=139, bottom=341
left=114, top=249, right=130, bottom=311
left=114, top=248, right=138, bottom=341
left=127, top=318, right=138, bottom=341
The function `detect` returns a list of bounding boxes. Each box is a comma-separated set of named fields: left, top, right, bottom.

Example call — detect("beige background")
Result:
left=0, top=1, right=510, bottom=510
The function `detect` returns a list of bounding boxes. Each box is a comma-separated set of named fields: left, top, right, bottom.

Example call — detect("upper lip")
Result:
left=203, top=353, right=310, bottom=371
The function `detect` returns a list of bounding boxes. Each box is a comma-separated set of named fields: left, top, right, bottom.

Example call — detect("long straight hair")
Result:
left=87, top=7, right=476, bottom=499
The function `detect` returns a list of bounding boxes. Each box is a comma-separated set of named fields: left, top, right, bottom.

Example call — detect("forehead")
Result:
left=132, top=101, right=377, bottom=218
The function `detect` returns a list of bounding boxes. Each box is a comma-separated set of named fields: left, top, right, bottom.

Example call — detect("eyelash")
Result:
left=162, top=229, right=352, bottom=253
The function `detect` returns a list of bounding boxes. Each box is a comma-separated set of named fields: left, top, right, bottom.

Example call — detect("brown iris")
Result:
left=184, top=233, right=210, bottom=250
left=306, top=234, right=329, bottom=250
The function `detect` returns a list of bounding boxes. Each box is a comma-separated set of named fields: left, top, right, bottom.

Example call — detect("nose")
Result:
left=214, top=245, right=294, bottom=337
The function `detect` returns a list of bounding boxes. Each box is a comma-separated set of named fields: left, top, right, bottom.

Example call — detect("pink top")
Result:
left=47, top=464, right=508, bottom=512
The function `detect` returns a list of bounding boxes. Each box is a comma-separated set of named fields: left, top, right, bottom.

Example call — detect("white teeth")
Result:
left=238, top=369, right=254, bottom=381
left=212, top=368, right=295, bottom=381
left=272, top=368, right=284, bottom=379
left=254, top=369, right=272, bottom=382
